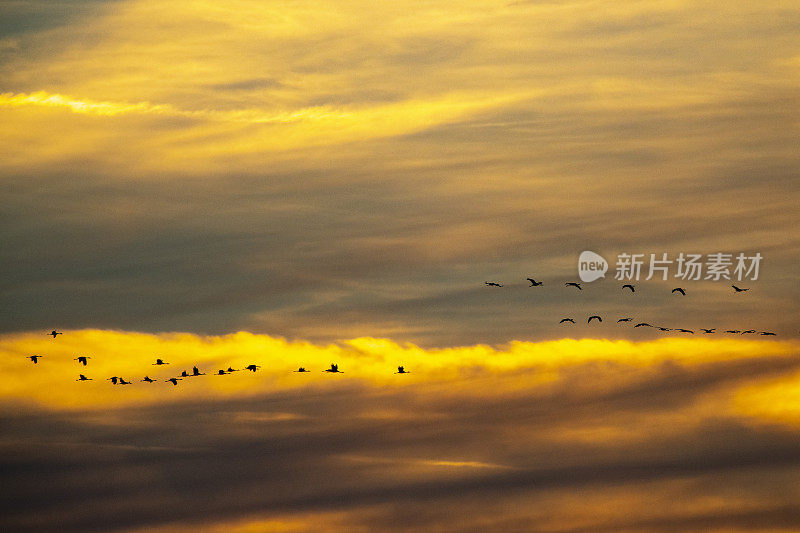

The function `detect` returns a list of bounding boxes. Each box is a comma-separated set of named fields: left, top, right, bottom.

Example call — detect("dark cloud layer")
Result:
left=1, top=353, right=800, bottom=532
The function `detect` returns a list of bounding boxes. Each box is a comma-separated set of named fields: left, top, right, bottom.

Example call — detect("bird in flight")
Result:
left=672, top=288, right=686, bottom=295
left=141, top=376, right=156, bottom=383
left=28, top=355, right=42, bottom=364
left=216, top=369, right=229, bottom=375
left=588, top=315, right=602, bottom=323
left=760, top=331, right=776, bottom=336
left=74, top=356, right=91, bottom=366
left=622, top=284, right=635, bottom=292
left=108, top=376, right=119, bottom=384
left=731, top=285, right=749, bottom=293
left=526, top=278, right=543, bottom=287
left=118, top=378, right=132, bottom=385
left=324, top=364, right=342, bottom=373
left=565, top=282, right=582, bottom=290
left=76, top=374, right=92, bottom=381
left=180, top=370, right=189, bottom=378
left=225, top=367, right=239, bottom=373
left=617, top=317, right=633, bottom=322
left=244, top=364, right=260, bottom=372
left=166, top=377, right=181, bottom=386
left=701, top=328, right=716, bottom=334
left=675, top=328, right=694, bottom=334
left=725, top=330, right=741, bottom=334
left=49, top=330, right=62, bottom=338
left=294, top=367, right=310, bottom=372
left=396, top=366, right=409, bottom=374
left=153, top=358, right=169, bottom=365
left=192, top=366, right=205, bottom=376
left=741, top=330, right=756, bottom=334
left=657, top=327, right=672, bottom=332
left=485, top=281, right=503, bottom=287
left=559, top=318, right=575, bottom=324
left=634, top=323, right=652, bottom=328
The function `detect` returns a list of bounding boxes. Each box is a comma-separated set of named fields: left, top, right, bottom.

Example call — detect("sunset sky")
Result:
left=2, top=1, right=800, bottom=531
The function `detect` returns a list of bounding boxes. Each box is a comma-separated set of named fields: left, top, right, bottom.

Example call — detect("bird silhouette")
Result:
left=153, top=358, right=169, bottom=365
left=49, top=330, right=62, bottom=338
left=74, top=356, right=91, bottom=366
left=28, top=355, right=42, bottom=364
left=634, top=323, right=652, bottom=328
left=76, top=374, right=92, bottom=381
left=657, top=327, right=672, bottom=332
left=760, top=331, right=776, bottom=336
left=118, top=378, right=132, bottom=385
left=226, top=367, right=239, bottom=373
left=672, top=287, right=686, bottom=295
left=108, top=376, right=119, bottom=384
left=294, top=367, right=310, bottom=372
left=617, top=318, right=633, bottom=322
left=216, top=369, right=228, bottom=375
left=588, top=315, right=602, bottom=323
left=526, top=278, right=543, bottom=287
left=741, top=330, right=756, bottom=334
left=676, top=328, right=694, bottom=334
left=559, top=318, right=575, bottom=324
left=732, top=285, right=749, bottom=293
left=485, top=281, right=503, bottom=287
left=565, top=282, right=582, bottom=290
left=622, top=284, right=635, bottom=292
left=244, top=364, right=260, bottom=372
left=141, top=376, right=156, bottom=383
left=701, top=328, right=716, bottom=333
left=725, top=330, right=741, bottom=334
left=166, top=377, right=181, bottom=386
left=324, top=364, right=342, bottom=373
left=180, top=370, right=189, bottom=377
left=192, top=366, right=205, bottom=376
left=396, top=366, right=409, bottom=374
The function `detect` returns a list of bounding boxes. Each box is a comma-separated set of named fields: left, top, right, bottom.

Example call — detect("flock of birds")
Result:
left=26, top=281, right=779, bottom=381
left=485, top=280, right=778, bottom=336
left=31, top=331, right=410, bottom=385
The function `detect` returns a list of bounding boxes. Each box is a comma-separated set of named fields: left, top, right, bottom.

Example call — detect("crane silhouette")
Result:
left=587, top=315, right=602, bottom=323
left=49, top=330, right=62, bottom=338
left=324, top=364, right=342, bottom=373
left=192, top=366, right=205, bottom=376
left=108, top=376, right=119, bottom=384
left=141, top=376, right=156, bottom=383
left=675, top=328, right=694, bottom=334
left=617, top=317, right=633, bottom=322
left=485, top=281, right=503, bottom=287
left=294, top=367, right=310, bottom=372
left=118, top=378, right=132, bottom=385
left=28, top=355, right=42, bottom=364
left=76, top=374, right=92, bottom=381
left=559, top=318, right=575, bottom=324
left=216, top=369, right=229, bottom=375
left=166, top=377, right=181, bottom=386
left=657, top=327, right=672, bottom=331
left=634, top=323, right=652, bottom=328
left=153, top=358, right=169, bottom=365
left=526, top=278, right=543, bottom=287
left=672, top=287, right=686, bottom=295
left=741, top=330, right=756, bottom=334
left=74, top=356, right=91, bottom=366
left=565, top=282, right=582, bottom=290
left=731, top=285, right=749, bottom=293
left=760, top=331, right=776, bottom=336
left=180, top=370, right=189, bottom=377
left=725, top=330, right=741, bottom=334
left=244, top=364, right=260, bottom=372
left=396, top=366, right=409, bottom=374
left=701, top=328, right=716, bottom=334
left=226, top=367, right=239, bottom=373
left=622, top=284, right=635, bottom=292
